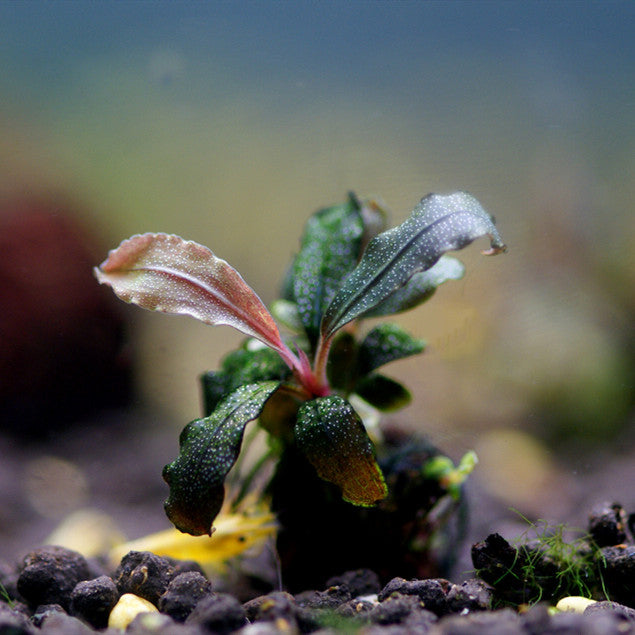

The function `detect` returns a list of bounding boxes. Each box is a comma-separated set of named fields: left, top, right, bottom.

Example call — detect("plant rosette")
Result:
left=95, top=190, right=505, bottom=587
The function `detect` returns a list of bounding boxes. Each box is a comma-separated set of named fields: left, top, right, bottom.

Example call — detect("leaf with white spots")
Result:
left=163, top=381, right=280, bottom=536
left=94, top=233, right=295, bottom=366
left=201, top=344, right=291, bottom=415
left=295, top=396, right=387, bottom=506
left=360, top=255, right=465, bottom=318
left=321, top=192, right=506, bottom=338
left=290, top=195, right=364, bottom=345
left=357, top=323, right=425, bottom=375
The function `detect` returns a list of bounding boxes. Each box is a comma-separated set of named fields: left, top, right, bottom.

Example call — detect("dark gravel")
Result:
left=3, top=534, right=635, bottom=634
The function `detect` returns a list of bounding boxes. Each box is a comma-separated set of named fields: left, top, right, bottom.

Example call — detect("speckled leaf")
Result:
left=355, top=374, right=412, bottom=412
left=94, top=233, right=294, bottom=365
left=360, top=255, right=465, bottom=318
left=321, top=192, right=506, bottom=338
left=163, top=381, right=280, bottom=536
left=358, top=324, right=425, bottom=375
left=201, top=344, right=291, bottom=415
left=291, top=195, right=364, bottom=344
left=295, top=396, right=387, bottom=505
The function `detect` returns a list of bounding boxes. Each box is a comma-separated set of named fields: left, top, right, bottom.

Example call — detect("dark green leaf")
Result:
left=326, top=332, right=359, bottom=393
left=258, top=385, right=303, bottom=442
left=295, top=396, right=387, bottom=506
left=291, top=194, right=364, bottom=344
left=201, top=371, right=232, bottom=416
left=358, top=324, right=425, bottom=375
left=163, top=381, right=280, bottom=535
left=360, top=255, right=465, bottom=318
left=201, top=344, right=291, bottom=414
left=321, top=192, right=506, bottom=338
left=355, top=374, right=412, bottom=412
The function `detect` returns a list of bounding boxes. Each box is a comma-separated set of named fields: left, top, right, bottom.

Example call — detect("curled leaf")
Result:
left=321, top=192, right=506, bottom=338
left=360, top=255, right=465, bottom=318
left=94, top=233, right=294, bottom=365
left=163, top=381, right=280, bottom=536
left=295, top=396, right=387, bottom=506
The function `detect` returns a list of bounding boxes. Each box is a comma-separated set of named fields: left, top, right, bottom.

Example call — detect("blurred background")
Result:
left=1, top=1, right=633, bottom=564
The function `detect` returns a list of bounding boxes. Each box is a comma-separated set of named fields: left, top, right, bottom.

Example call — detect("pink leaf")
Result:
left=94, top=233, right=294, bottom=364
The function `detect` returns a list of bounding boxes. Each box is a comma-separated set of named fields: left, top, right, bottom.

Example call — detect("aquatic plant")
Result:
left=473, top=514, right=609, bottom=607
left=95, top=191, right=505, bottom=537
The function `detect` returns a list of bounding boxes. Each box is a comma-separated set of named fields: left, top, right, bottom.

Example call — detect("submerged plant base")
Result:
left=270, top=430, right=468, bottom=592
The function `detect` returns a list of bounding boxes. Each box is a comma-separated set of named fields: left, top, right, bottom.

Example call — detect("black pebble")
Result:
left=378, top=577, right=452, bottom=616
left=70, top=575, right=119, bottom=629
left=326, top=569, right=381, bottom=597
left=31, top=604, right=66, bottom=628
left=17, top=546, right=90, bottom=611
left=600, top=544, right=635, bottom=606
left=243, top=590, right=296, bottom=622
left=114, top=551, right=175, bottom=605
left=589, top=502, right=628, bottom=547
left=243, top=590, right=301, bottom=631
left=471, top=533, right=518, bottom=584
left=584, top=600, right=635, bottom=623
left=439, top=607, right=521, bottom=635
left=186, top=592, right=247, bottom=634
left=36, top=611, right=97, bottom=635
left=369, top=593, right=434, bottom=626
left=336, top=597, right=376, bottom=619
left=0, top=600, right=32, bottom=634
left=295, top=584, right=351, bottom=609
left=446, top=578, right=493, bottom=613
left=158, top=571, right=212, bottom=623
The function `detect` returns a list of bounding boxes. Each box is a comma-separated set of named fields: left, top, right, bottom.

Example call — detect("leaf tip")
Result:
left=162, top=462, right=219, bottom=537
left=92, top=265, right=105, bottom=283
left=481, top=239, right=507, bottom=256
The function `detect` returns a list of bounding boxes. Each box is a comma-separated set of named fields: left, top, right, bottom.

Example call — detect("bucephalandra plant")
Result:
left=95, top=190, right=505, bottom=538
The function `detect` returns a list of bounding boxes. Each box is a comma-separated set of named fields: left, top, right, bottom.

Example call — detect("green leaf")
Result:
left=360, top=255, right=465, bottom=318
left=258, top=385, right=302, bottom=442
left=358, top=323, right=425, bottom=375
left=163, top=381, right=280, bottom=536
left=94, top=233, right=298, bottom=369
left=321, top=192, right=506, bottom=338
left=201, top=344, right=291, bottom=415
left=423, top=450, right=478, bottom=501
left=355, top=374, right=412, bottom=412
left=200, top=371, right=232, bottom=417
left=270, top=299, right=304, bottom=334
left=291, top=195, right=364, bottom=344
left=295, top=396, right=387, bottom=506
left=326, top=332, right=359, bottom=393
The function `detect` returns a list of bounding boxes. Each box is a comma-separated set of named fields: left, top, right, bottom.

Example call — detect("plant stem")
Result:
left=312, top=333, right=333, bottom=396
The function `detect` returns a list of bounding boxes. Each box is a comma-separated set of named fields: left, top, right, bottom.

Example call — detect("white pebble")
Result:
left=555, top=596, right=597, bottom=613
left=108, top=593, right=158, bottom=630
